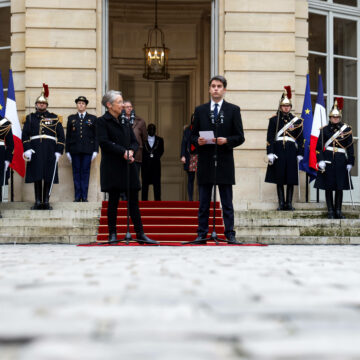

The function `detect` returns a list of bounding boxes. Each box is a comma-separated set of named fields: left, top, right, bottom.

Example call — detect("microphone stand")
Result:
left=121, top=110, right=134, bottom=244
left=184, top=111, right=236, bottom=245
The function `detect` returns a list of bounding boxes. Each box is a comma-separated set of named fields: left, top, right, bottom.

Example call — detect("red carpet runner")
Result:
left=79, top=201, right=266, bottom=246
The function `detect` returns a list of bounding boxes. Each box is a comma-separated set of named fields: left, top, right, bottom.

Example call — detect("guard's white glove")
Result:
left=318, top=161, right=326, bottom=170
left=91, top=152, right=98, bottom=161
left=297, top=155, right=304, bottom=162
left=347, top=164, right=353, bottom=172
left=23, top=149, right=34, bottom=161
left=267, top=153, right=277, bottom=165
left=66, top=152, right=72, bottom=163
left=4, top=161, right=10, bottom=172
left=55, top=152, right=61, bottom=162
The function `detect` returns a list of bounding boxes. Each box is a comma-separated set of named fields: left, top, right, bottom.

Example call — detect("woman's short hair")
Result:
left=101, top=90, right=122, bottom=108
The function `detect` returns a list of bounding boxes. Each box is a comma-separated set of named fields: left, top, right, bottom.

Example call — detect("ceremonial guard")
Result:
left=265, top=86, right=304, bottom=211
left=314, top=98, right=354, bottom=219
left=22, top=84, right=65, bottom=210
left=141, top=123, right=164, bottom=201
left=0, top=115, right=14, bottom=216
left=66, top=96, right=98, bottom=202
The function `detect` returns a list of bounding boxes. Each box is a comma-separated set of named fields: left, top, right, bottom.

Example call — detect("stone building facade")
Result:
left=2, top=0, right=358, bottom=205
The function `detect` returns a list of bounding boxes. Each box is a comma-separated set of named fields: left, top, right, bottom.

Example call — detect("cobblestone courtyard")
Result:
left=0, top=245, right=360, bottom=360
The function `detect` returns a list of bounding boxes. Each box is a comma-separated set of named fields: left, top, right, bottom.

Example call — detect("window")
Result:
left=309, top=0, right=360, bottom=182
left=0, top=2, right=10, bottom=95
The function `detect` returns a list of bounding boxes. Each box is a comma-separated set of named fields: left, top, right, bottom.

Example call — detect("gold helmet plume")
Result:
left=329, top=97, right=343, bottom=118
left=35, top=83, right=49, bottom=104
left=279, top=86, right=292, bottom=107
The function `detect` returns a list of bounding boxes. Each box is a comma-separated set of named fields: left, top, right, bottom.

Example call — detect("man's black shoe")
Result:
left=74, top=199, right=81, bottom=202
left=226, top=235, right=243, bottom=244
left=193, top=236, right=207, bottom=244
left=31, top=202, right=42, bottom=210
left=136, top=233, right=159, bottom=245
left=0, top=212, right=2, bottom=218
left=82, top=198, right=88, bottom=202
left=42, top=202, right=52, bottom=210
left=108, top=232, right=118, bottom=244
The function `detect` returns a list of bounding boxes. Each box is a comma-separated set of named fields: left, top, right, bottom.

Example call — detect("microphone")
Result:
left=130, top=109, right=135, bottom=125
left=120, top=109, right=126, bottom=125
left=219, top=111, right=224, bottom=124
left=210, top=110, right=215, bottom=124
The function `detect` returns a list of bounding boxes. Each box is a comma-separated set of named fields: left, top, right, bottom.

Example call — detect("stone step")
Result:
left=0, top=218, right=98, bottom=226
left=0, top=209, right=100, bottom=219
left=0, top=226, right=98, bottom=236
left=235, top=218, right=360, bottom=227
left=235, top=210, right=360, bottom=219
left=0, top=235, right=98, bottom=245
left=0, top=202, right=102, bottom=210
left=242, top=235, right=360, bottom=245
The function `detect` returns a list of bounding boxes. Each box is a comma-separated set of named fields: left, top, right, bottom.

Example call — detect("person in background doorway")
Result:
left=141, top=123, right=164, bottom=201
left=181, top=114, right=198, bottom=201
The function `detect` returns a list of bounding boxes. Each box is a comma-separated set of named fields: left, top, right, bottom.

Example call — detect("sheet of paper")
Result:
left=199, top=130, right=215, bottom=144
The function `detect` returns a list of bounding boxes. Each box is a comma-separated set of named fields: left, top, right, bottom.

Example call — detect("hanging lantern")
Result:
left=143, top=0, right=170, bottom=80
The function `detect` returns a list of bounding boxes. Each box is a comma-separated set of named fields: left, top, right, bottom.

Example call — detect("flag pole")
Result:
left=10, top=169, right=14, bottom=202
left=306, top=173, right=309, bottom=203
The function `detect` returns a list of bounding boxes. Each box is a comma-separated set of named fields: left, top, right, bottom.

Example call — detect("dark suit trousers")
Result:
left=142, top=181, right=161, bottom=201
left=198, top=184, right=235, bottom=238
left=71, top=153, right=92, bottom=200
left=107, top=189, right=143, bottom=235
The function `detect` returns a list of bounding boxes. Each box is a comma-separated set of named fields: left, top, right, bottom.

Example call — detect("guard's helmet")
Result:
left=329, top=97, right=343, bottom=118
left=35, top=83, right=49, bottom=104
left=279, top=86, right=292, bottom=107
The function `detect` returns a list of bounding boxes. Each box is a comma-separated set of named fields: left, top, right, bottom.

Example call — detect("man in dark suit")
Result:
left=65, top=96, right=98, bottom=202
left=141, top=124, right=164, bottom=201
left=123, top=100, right=147, bottom=174
left=191, top=75, right=245, bottom=244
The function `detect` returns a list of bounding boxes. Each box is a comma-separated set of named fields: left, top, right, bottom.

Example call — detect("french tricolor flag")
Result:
left=309, top=72, right=327, bottom=170
left=5, top=70, right=25, bottom=177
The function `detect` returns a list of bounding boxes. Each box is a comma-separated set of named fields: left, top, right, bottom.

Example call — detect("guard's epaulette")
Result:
left=22, top=115, right=26, bottom=124
left=344, top=123, right=351, bottom=129
left=319, top=125, right=327, bottom=130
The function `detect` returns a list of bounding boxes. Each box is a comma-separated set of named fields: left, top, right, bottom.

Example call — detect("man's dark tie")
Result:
left=80, top=114, right=84, bottom=120
left=214, top=103, right=218, bottom=119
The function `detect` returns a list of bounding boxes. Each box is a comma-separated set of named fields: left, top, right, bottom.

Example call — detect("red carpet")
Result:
left=79, top=201, right=266, bottom=247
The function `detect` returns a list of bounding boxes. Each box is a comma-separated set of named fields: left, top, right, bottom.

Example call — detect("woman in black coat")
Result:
left=314, top=98, right=354, bottom=219
left=265, top=87, right=304, bottom=210
left=97, top=90, right=158, bottom=244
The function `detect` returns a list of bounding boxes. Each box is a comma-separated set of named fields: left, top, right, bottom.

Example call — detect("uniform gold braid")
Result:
left=0, top=123, right=12, bottom=139
left=284, top=121, right=304, bottom=141
left=39, top=119, right=59, bottom=135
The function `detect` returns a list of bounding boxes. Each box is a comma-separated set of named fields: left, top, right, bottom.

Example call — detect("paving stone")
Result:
left=0, top=245, right=360, bottom=359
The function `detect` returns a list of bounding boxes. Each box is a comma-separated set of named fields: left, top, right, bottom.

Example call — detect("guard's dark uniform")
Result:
left=0, top=116, right=14, bottom=204
left=22, top=111, right=65, bottom=184
left=66, top=112, right=98, bottom=201
left=315, top=122, right=354, bottom=219
left=265, top=112, right=304, bottom=185
left=315, top=123, right=354, bottom=190
left=22, top=110, right=65, bottom=209
left=141, top=136, right=164, bottom=201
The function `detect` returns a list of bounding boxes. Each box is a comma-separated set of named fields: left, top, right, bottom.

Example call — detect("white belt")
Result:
left=30, top=135, right=57, bottom=141
left=276, top=136, right=296, bottom=143
left=326, top=146, right=346, bottom=154
left=0, top=141, right=4, bottom=146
